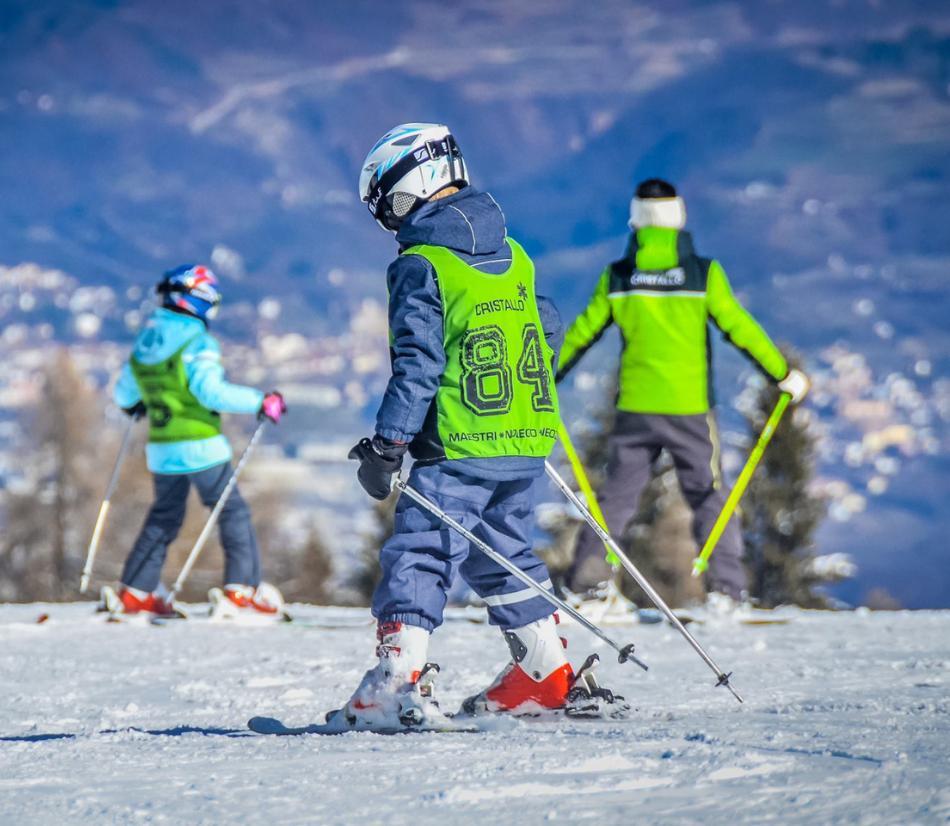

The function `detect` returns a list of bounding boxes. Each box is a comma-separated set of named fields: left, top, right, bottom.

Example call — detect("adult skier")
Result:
left=106, top=264, right=287, bottom=618
left=556, top=179, right=809, bottom=606
left=341, top=123, right=623, bottom=729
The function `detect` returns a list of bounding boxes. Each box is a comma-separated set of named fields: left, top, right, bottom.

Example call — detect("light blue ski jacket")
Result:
left=113, top=308, right=264, bottom=474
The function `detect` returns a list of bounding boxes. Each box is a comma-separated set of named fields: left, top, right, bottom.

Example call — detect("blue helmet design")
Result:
left=156, top=264, right=222, bottom=321
left=359, top=123, right=468, bottom=232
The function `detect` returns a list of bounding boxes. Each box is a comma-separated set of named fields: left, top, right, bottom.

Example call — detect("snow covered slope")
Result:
left=1, top=603, right=947, bottom=824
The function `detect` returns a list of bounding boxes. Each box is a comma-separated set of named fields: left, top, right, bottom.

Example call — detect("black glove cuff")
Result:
left=371, top=434, right=409, bottom=461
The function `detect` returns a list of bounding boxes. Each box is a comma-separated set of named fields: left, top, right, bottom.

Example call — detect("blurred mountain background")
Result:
left=0, top=0, right=947, bottom=606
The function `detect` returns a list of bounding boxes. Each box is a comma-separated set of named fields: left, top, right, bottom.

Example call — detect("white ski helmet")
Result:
left=359, top=123, right=468, bottom=231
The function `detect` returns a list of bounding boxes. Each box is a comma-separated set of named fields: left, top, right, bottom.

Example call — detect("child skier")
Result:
left=106, top=264, right=287, bottom=618
left=339, top=123, right=625, bottom=730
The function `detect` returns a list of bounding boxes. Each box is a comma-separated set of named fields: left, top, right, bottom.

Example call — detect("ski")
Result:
left=276, top=614, right=376, bottom=630
left=87, top=599, right=372, bottom=630
left=247, top=715, right=485, bottom=737
left=150, top=610, right=291, bottom=627
left=738, top=617, right=792, bottom=626
left=664, top=609, right=793, bottom=627
left=149, top=612, right=376, bottom=629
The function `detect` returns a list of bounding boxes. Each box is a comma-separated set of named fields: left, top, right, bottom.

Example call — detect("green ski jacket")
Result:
left=556, top=227, right=787, bottom=415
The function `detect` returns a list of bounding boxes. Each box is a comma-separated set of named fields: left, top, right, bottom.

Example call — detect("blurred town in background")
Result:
left=0, top=0, right=947, bottom=608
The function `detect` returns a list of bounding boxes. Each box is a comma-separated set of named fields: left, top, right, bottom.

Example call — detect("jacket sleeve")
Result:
left=554, top=268, right=613, bottom=381
left=184, top=334, right=265, bottom=415
left=706, top=260, right=788, bottom=381
left=536, top=294, right=563, bottom=370
left=113, top=362, right=142, bottom=409
left=375, top=255, right=446, bottom=443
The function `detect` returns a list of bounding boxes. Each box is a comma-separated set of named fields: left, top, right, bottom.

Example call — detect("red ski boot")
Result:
left=116, top=585, right=177, bottom=617
left=462, top=614, right=631, bottom=719
left=462, top=614, right=574, bottom=715
left=209, top=583, right=285, bottom=621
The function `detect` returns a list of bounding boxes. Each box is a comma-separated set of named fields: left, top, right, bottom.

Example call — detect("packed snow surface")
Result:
left=1, top=603, right=947, bottom=825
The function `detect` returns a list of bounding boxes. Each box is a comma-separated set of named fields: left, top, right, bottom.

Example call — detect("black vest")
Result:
left=607, top=230, right=711, bottom=294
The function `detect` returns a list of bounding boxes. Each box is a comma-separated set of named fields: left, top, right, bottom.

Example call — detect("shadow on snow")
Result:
left=0, top=725, right=250, bottom=743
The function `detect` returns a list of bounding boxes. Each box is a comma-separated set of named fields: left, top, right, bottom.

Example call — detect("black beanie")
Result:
left=635, top=178, right=677, bottom=199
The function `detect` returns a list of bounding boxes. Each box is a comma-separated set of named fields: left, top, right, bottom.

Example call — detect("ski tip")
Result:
left=248, top=716, right=286, bottom=735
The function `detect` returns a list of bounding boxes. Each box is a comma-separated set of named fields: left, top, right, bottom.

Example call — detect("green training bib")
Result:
left=402, top=238, right=559, bottom=460
left=131, top=338, right=222, bottom=444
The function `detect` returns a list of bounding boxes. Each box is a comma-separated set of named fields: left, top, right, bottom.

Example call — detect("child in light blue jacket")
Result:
left=109, top=265, right=286, bottom=617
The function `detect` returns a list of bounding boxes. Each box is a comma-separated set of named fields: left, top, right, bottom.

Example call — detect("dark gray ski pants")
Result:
left=121, top=462, right=261, bottom=592
left=566, top=411, right=746, bottom=599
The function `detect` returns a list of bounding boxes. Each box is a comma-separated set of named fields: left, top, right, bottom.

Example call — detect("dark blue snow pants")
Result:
left=121, top=462, right=261, bottom=592
left=372, top=462, right=556, bottom=632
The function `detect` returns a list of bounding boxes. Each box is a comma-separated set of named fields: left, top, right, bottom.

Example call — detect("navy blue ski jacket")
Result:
left=375, top=186, right=562, bottom=481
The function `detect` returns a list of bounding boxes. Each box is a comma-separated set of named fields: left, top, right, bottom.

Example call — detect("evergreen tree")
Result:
left=621, top=462, right=705, bottom=608
left=741, top=354, right=827, bottom=608
left=267, top=523, right=335, bottom=604
left=538, top=378, right=616, bottom=585
left=0, top=350, right=103, bottom=600
left=296, top=527, right=335, bottom=604
left=348, top=492, right=397, bottom=604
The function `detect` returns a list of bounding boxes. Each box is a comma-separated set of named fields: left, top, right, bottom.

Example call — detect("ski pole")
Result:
left=80, top=416, right=137, bottom=594
left=557, top=420, right=618, bottom=566
left=392, top=477, right=647, bottom=671
left=167, top=422, right=266, bottom=605
left=545, top=461, right=743, bottom=703
left=691, top=393, right=791, bottom=578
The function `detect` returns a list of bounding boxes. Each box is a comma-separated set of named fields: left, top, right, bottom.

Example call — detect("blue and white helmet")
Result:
left=156, top=264, right=222, bottom=322
left=359, top=123, right=468, bottom=232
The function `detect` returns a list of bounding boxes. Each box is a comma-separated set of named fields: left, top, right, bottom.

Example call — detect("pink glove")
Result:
left=258, top=391, right=287, bottom=424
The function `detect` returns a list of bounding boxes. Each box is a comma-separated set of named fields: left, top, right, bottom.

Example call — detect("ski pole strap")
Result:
left=556, top=421, right=618, bottom=567
left=691, top=393, right=791, bottom=578
left=80, top=417, right=137, bottom=594
left=392, top=476, right=647, bottom=671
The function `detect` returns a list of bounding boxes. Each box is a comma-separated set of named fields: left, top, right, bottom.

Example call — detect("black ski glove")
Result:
left=348, top=436, right=407, bottom=500
left=122, top=401, right=147, bottom=420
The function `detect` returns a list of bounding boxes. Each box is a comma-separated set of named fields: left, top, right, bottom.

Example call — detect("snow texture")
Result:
left=0, top=603, right=947, bottom=824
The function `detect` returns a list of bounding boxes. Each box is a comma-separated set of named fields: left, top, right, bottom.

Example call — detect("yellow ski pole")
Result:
left=691, top=392, right=791, bottom=578
left=557, top=420, right=619, bottom=566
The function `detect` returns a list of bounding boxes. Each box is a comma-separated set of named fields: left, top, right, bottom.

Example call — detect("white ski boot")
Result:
left=328, top=622, right=452, bottom=731
left=563, top=579, right=639, bottom=626
left=701, top=591, right=791, bottom=626
left=705, top=590, right=743, bottom=616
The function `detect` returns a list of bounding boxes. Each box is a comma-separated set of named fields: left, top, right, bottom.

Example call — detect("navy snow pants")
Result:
left=121, top=462, right=261, bottom=592
left=373, top=463, right=556, bottom=632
